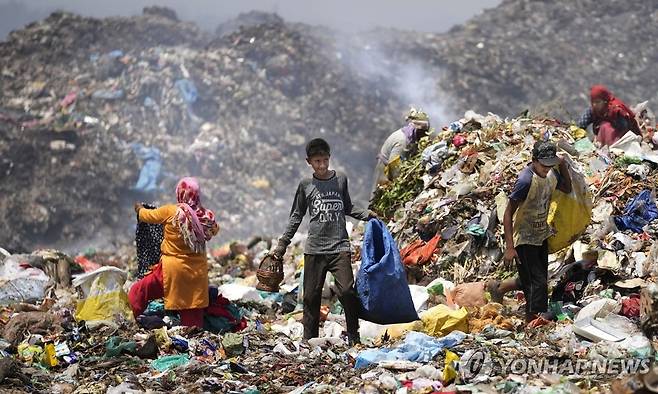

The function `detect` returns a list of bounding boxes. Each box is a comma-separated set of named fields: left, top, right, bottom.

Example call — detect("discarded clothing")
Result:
left=400, top=233, right=441, bottom=266
left=205, top=287, right=247, bottom=334
left=621, top=294, right=640, bottom=318
left=135, top=204, right=164, bottom=279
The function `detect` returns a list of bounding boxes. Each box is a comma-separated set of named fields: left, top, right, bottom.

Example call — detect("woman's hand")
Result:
left=134, top=202, right=143, bottom=214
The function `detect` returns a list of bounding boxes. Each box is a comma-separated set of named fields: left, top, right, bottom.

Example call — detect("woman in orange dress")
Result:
left=128, top=177, right=219, bottom=327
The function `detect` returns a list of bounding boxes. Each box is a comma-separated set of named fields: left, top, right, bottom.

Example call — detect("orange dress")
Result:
left=139, top=204, right=219, bottom=310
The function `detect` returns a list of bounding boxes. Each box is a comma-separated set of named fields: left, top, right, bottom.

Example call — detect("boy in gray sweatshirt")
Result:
left=271, top=138, right=375, bottom=345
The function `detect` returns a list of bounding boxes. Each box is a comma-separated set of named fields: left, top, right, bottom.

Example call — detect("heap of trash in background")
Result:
left=2, top=1, right=658, bottom=393
left=2, top=0, right=657, bottom=253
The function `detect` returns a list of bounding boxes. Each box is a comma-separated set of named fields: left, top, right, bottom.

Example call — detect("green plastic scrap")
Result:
left=151, top=354, right=190, bottom=372
left=330, top=301, right=344, bottom=315
left=146, top=300, right=164, bottom=314
left=466, top=224, right=486, bottom=236
left=222, top=333, right=245, bottom=356
left=615, top=155, right=643, bottom=167
left=599, top=289, right=614, bottom=298
left=105, top=336, right=137, bottom=357
left=574, top=138, right=596, bottom=154
left=426, top=283, right=444, bottom=296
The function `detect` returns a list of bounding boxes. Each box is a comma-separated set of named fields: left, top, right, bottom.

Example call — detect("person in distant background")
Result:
left=129, top=177, right=219, bottom=328
left=371, top=108, right=430, bottom=198
left=576, top=85, right=642, bottom=146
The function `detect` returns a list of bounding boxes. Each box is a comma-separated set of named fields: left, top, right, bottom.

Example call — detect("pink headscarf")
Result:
left=174, top=177, right=217, bottom=253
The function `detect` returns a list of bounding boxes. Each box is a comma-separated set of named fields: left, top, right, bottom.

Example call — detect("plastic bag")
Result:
left=400, top=234, right=441, bottom=266
left=547, top=166, right=593, bottom=253
left=449, top=282, right=487, bottom=308
left=378, top=320, right=425, bottom=341
left=613, top=190, right=658, bottom=233
left=72, top=267, right=134, bottom=323
left=354, top=330, right=465, bottom=368
left=151, top=354, right=189, bottom=372
left=357, top=219, right=419, bottom=324
left=0, top=254, right=50, bottom=306
left=420, top=304, right=469, bottom=337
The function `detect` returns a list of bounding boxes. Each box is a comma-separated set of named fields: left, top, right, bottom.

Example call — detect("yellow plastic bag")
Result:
left=41, top=343, right=58, bottom=367
left=378, top=320, right=424, bottom=341
left=384, top=155, right=402, bottom=179
left=570, top=125, right=588, bottom=140
left=73, top=267, right=134, bottom=323
left=547, top=166, right=593, bottom=253
left=420, top=304, right=468, bottom=337
left=443, top=350, right=460, bottom=383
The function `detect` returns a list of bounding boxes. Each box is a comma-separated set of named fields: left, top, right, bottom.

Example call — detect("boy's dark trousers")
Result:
left=302, top=252, right=359, bottom=340
left=515, top=240, right=549, bottom=318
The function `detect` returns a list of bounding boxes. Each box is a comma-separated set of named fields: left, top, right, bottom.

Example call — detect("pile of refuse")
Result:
left=0, top=8, right=405, bottom=251
left=3, top=112, right=658, bottom=393
left=371, top=110, right=658, bottom=287
left=364, top=0, right=658, bottom=117
left=3, top=0, right=658, bottom=251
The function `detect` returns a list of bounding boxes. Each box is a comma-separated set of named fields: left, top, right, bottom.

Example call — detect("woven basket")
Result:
left=256, top=255, right=284, bottom=292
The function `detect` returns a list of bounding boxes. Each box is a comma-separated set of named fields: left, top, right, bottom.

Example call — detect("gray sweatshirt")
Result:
left=278, top=171, right=369, bottom=254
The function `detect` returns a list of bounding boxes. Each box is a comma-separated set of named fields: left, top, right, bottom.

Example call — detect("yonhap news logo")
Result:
left=459, top=347, right=651, bottom=382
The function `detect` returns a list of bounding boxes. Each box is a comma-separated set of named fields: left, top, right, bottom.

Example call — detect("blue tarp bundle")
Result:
left=613, top=190, right=658, bottom=233
left=356, top=219, right=419, bottom=325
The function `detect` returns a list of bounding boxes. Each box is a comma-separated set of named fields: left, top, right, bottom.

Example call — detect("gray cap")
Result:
left=532, top=141, right=560, bottom=167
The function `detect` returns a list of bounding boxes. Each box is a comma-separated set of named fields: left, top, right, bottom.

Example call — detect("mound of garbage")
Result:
left=2, top=110, right=658, bottom=393
left=0, top=9, right=405, bottom=251
left=371, top=110, right=658, bottom=284
left=366, top=0, right=658, bottom=117
left=2, top=0, right=657, bottom=251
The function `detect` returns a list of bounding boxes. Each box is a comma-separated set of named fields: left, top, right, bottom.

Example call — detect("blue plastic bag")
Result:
left=354, top=330, right=465, bottom=368
left=613, top=190, right=658, bottom=233
left=174, top=79, right=198, bottom=104
left=131, top=143, right=162, bottom=193
left=357, top=219, right=419, bottom=324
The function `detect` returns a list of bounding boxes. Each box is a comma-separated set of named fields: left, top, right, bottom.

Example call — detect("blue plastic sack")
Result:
left=174, top=79, right=198, bottom=104
left=354, top=330, right=465, bottom=368
left=131, top=143, right=162, bottom=193
left=357, top=219, right=419, bottom=324
left=613, top=190, right=658, bottom=233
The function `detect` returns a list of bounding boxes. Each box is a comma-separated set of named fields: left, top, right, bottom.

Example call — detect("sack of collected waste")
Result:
left=357, top=219, right=419, bottom=324
left=547, top=165, right=593, bottom=253
left=73, top=267, right=134, bottom=323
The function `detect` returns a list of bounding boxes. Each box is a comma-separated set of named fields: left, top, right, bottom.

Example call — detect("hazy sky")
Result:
left=0, top=0, right=501, bottom=38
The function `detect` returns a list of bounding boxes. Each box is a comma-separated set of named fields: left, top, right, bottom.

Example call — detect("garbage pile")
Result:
left=3, top=0, right=657, bottom=251
left=348, top=110, right=658, bottom=391
left=363, top=0, right=658, bottom=117
left=0, top=8, right=405, bottom=251
left=2, top=111, right=658, bottom=392
left=370, top=110, right=658, bottom=286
